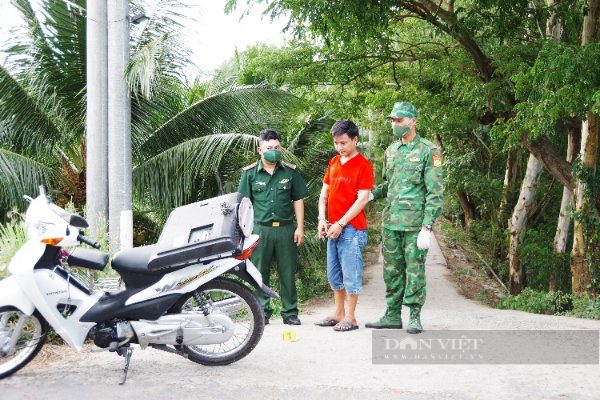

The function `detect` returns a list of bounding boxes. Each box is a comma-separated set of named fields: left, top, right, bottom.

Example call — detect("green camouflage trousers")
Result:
left=382, top=228, right=427, bottom=313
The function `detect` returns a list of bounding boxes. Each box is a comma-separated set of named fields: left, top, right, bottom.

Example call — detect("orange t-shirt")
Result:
left=323, top=153, right=374, bottom=230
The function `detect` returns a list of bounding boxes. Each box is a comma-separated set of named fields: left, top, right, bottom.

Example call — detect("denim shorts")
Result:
left=327, top=225, right=368, bottom=295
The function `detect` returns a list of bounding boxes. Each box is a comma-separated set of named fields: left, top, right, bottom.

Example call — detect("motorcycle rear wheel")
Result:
left=0, top=309, right=48, bottom=379
left=171, top=278, right=265, bottom=366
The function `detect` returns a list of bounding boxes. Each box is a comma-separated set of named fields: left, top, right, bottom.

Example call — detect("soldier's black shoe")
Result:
left=283, top=315, right=301, bottom=325
left=265, top=316, right=270, bottom=325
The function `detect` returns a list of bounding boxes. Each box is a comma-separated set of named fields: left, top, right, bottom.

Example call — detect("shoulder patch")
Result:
left=282, top=161, right=297, bottom=170
left=242, top=161, right=258, bottom=171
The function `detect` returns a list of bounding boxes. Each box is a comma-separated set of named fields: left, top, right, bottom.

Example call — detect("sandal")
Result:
left=333, top=320, right=359, bottom=332
left=315, top=317, right=340, bottom=327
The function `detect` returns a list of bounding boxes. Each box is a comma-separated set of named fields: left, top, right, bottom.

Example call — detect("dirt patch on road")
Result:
left=435, top=226, right=505, bottom=306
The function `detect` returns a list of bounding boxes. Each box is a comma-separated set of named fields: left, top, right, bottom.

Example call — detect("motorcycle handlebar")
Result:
left=77, top=234, right=101, bottom=249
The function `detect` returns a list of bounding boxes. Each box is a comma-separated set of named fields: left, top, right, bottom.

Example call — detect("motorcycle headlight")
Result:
left=238, top=197, right=254, bottom=238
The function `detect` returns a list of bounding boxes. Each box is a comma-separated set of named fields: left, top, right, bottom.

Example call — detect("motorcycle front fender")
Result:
left=0, top=275, right=35, bottom=315
left=229, top=260, right=279, bottom=299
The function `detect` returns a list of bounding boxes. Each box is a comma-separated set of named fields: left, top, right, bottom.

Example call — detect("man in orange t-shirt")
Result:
left=315, top=120, right=374, bottom=332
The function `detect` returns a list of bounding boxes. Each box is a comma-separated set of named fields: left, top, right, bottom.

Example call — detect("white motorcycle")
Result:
left=0, top=188, right=276, bottom=383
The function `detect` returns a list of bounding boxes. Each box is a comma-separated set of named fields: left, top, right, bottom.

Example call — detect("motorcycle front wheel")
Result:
left=0, top=309, right=48, bottom=379
left=171, top=278, right=265, bottom=366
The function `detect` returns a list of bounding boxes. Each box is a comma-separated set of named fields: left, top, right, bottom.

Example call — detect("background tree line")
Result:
left=1, top=0, right=599, bottom=305
left=224, top=0, right=600, bottom=297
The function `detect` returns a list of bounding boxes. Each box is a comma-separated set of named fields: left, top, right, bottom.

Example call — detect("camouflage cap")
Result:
left=388, top=101, right=418, bottom=119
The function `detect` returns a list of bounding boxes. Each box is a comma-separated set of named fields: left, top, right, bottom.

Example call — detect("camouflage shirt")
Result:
left=372, top=134, right=444, bottom=231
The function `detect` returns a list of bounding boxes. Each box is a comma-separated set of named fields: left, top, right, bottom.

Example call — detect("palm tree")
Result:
left=0, top=0, right=320, bottom=227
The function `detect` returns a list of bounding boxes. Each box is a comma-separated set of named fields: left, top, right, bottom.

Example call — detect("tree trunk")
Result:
left=571, top=115, right=599, bottom=294
left=457, top=191, right=477, bottom=227
left=550, top=127, right=580, bottom=291
left=508, top=154, right=543, bottom=294
left=547, top=0, right=570, bottom=290
left=497, top=149, right=520, bottom=227
left=571, top=0, right=600, bottom=294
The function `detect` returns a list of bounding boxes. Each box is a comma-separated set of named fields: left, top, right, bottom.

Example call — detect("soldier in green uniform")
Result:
left=366, top=102, right=444, bottom=334
left=238, top=129, right=308, bottom=325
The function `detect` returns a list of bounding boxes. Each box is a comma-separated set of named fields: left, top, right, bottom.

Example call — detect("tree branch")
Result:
left=400, top=0, right=496, bottom=82
left=521, top=132, right=573, bottom=191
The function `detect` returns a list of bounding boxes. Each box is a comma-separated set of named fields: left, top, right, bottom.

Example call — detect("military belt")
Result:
left=256, top=221, right=292, bottom=227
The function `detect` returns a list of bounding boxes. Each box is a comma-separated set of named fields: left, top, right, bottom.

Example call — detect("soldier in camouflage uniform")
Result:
left=366, top=102, right=444, bottom=334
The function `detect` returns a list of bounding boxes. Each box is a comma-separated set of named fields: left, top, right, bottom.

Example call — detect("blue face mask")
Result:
left=263, top=150, right=282, bottom=163
left=392, top=124, right=410, bottom=138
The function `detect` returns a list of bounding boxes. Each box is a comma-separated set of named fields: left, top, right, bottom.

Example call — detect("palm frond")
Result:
left=288, top=115, right=334, bottom=154
left=0, top=148, right=55, bottom=212
left=130, top=0, right=193, bottom=81
left=139, top=86, right=304, bottom=159
left=126, top=33, right=170, bottom=99
left=5, top=0, right=87, bottom=143
left=0, top=64, right=62, bottom=155
left=133, top=133, right=258, bottom=214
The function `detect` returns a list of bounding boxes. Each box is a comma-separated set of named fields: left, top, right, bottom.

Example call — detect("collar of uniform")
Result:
left=399, top=133, right=421, bottom=150
left=257, top=159, right=283, bottom=172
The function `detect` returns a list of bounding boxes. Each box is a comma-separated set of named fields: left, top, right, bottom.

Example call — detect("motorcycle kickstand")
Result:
left=116, top=345, right=133, bottom=385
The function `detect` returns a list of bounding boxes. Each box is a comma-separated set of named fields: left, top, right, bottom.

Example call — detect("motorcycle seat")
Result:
left=111, top=245, right=157, bottom=275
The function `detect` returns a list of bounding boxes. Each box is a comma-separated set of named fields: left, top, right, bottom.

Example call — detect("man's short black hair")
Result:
left=259, top=128, right=282, bottom=143
left=330, top=120, right=359, bottom=139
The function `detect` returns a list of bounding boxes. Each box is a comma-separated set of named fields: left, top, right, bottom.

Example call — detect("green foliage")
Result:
left=519, top=224, right=571, bottom=292
left=0, top=220, right=27, bottom=278
left=296, top=234, right=329, bottom=301
left=498, top=288, right=600, bottom=319
left=497, top=288, right=575, bottom=315
left=441, top=219, right=508, bottom=284
left=511, top=41, right=600, bottom=140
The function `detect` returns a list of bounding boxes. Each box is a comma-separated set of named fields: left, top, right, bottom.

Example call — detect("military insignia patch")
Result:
left=256, top=181, right=267, bottom=186
left=432, top=154, right=442, bottom=168
left=279, top=178, right=290, bottom=184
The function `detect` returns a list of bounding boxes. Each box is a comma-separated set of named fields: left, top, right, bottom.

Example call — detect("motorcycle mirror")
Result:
left=69, top=214, right=89, bottom=229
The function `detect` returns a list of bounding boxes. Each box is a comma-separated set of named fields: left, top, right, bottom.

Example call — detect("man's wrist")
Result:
left=423, top=224, right=432, bottom=231
left=337, top=218, right=347, bottom=228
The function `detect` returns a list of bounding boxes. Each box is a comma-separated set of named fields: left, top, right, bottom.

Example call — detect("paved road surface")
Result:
left=3, top=234, right=600, bottom=399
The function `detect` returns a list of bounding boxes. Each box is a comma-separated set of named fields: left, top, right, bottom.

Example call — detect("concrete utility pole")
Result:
left=86, top=0, right=109, bottom=234
left=108, top=0, right=133, bottom=251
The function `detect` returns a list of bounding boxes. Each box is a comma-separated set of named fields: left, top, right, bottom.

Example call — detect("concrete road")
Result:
left=2, top=234, right=600, bottom=399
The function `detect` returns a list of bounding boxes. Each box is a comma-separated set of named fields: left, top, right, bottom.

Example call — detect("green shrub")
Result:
left=0, top=221, right=27, bottom=279
left=296, top=232, right=329, bottom=300
left=519, top=223, right=571, bottom=292
left=498, top=288, right=600, bottom=319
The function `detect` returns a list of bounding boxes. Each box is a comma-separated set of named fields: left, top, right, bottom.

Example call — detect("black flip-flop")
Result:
left=314, top=317, right=339, bottom=327
left=333, top=321, right=359, bottom=332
